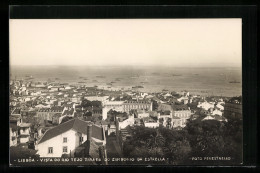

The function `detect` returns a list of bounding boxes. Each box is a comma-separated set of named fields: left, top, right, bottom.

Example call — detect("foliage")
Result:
left=122, top=118, right=242, bottom=165
left=91, top=101, right=102, bottom=108
left=152, top=100, right=159, bottom=111
left=10, top=146, right=40, bottom=161
left=81, top=99, right=92, bottom=108
left=185, top=119, right=242, bottom=165
left=84, top=111, right=92, bottom=117
left=122, top=126, right=190, bottom=164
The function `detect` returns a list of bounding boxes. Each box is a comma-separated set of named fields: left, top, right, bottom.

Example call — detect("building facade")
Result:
left=36, top=118, right=106, bottom=157
left=224, top=102, right=242, bottom=120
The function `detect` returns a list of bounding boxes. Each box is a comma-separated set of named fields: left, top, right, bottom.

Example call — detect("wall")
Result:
left=173, top=110, right=191, bottom=119
left=118, top=116, right=135, bottom=130
left=158, top=103, right=172, bottom=112
left=36, top=129, right=87, bottom=157
left=20, top=136, right=30, bottom=143
left=20, top=127, right=30, bottom=135
left=137, top=112, right=149, bottom=119
left=224, top=102, right=242, bottom=120
left=144, top=122, right=159, bottom=128
left=10, top=129, right=18, bottom=146
left=172, top=119, right=182, bottom=128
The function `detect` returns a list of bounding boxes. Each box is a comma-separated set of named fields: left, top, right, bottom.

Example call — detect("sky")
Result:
left=9, top=19, right=242, bottom=67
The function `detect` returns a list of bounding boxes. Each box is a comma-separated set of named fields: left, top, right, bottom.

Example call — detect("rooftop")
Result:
left=19, top=123, right=31, bottom=127
left=171, top=104, right=189, bottom=111
left=227, top=96, right=242, bottom=104
left=37, top=118, right=104, bottom=144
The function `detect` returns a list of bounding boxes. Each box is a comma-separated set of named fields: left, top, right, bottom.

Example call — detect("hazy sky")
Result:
left=10, top=19, right=242, bottom=67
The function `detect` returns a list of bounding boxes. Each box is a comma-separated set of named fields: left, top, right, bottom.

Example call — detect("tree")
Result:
left=81, top=99, right=92, bottom=108
left=84, top=111, right=92, bottom=117
left=10, top=146, right=40, bottom=161
left=91, top=101, right=102, bottom=108
left=185, top=119, right=242, bottom=165
left=146, top=129, right=165, bottom=156
left=152, top=100, right=158, bottom=111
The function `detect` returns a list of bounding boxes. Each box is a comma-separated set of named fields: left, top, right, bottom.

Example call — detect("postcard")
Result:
left=9, top=12, right=244, bottom=166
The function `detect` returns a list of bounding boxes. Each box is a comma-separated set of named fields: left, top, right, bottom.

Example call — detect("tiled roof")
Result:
left=172, top=104, right=189, bottom=111
left=172, top=116, right=181, bottom=119
left=53, top=113, right=62, bottom=117
left=10, top=115, right=21, bottom=122
left=92, top=125, right=105, bottom=141
left=12, top=108, right=21, bottom=115
left=50, top=106, right=64, bottom=112
left=62, top=108, right=74, bottom=115
left=227, top=96, right=242, bottom=104
left=95, top=120, right=109, bottom=126
left=37, top=118, right=104, bottom=144
left=10, top=123, right=18, bottom=131
left=19, top=123, right=31, bottom=127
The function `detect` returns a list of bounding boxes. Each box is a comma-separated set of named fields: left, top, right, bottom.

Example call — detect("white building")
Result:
left=212, top=109, right=223, bottom=116
left=36, top=118, right=106, bottom=157
left=116, top=115, right=135, bottom=130
left=85, top=96, right=109, bottom=102
left=19, top=123, right=31, bottom=143
left=197, top=101, right=215, bottom=110
left=144, top=122, right=159, bottom=128
left=216, top=103, right=224, bottom=111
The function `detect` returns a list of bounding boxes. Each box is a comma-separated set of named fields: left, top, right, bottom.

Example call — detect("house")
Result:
left=10, top=127, right=18, bottom=146
left=62, top=107, right=75, bottom=117
left=122, top=100, right=152, bottom=113
left=171, top=104, right=191, bottom=128
left=71, top=97, right=81, bottom=103
left=197, top=101, right=215, bottom=110
left=36, top=106, right=64, bottom=121
left=35, top=118, right=106, bottom=157
left=211, top=109, right=223, bottom=116
left=19, top=123, right=31, bottom=143
left=91, top=107, right=102, bottom=117
left=11, top=108, right=21, bottom=117
left=116, top=115, right=135, bottom=131
left=157, top=103, right=172, bottom=112
left=136, top=110, right=150, bottom=119
left=108, top=122, right=116, bottom=135
left=10, top=114, right=22, bottom=127
left=94, top=120, right=109, bottom=135
left=35, top=104, right=51, bottom=108
left=172, top=116, right=182, bottom=128
left=143, top=117, right=159, bottom=128
left=223, top=96, right=242, bottom=120
left=52, top=113, right=62, bottom=125
left=177, top=96, right=189, bottom=104
left=202, top=115, right=227, bottom=122
left=216, top=103, right=224, bottom=111
left=10, top=113, right=23, bottom=146
left=84, top=96, right=109, bottom=102
left=50, top=86, right=60, bottom=92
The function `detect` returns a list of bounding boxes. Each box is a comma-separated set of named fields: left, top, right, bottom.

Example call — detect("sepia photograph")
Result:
left=9, top=18, right=243, bottom=166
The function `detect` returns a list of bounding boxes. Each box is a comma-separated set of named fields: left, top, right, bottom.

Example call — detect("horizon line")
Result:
left=10, top=64, right=241, bottom=68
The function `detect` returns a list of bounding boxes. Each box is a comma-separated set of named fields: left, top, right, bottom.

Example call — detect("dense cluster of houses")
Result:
left=9, top=79, right=241, bottom=159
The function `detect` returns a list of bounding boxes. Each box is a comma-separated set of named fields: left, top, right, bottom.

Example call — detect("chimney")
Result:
left=87, top=124, right=92, bottom=141
left=85, top=124, right=92, bottom=157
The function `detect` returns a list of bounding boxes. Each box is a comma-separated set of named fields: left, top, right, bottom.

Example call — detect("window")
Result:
left=80, top=137, right=84, bottom=142
left=63, top=137, right=67, bottom=143
left=63, top=146, right=67, bottom=153
left=48, top=147, right=53, bottom=154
